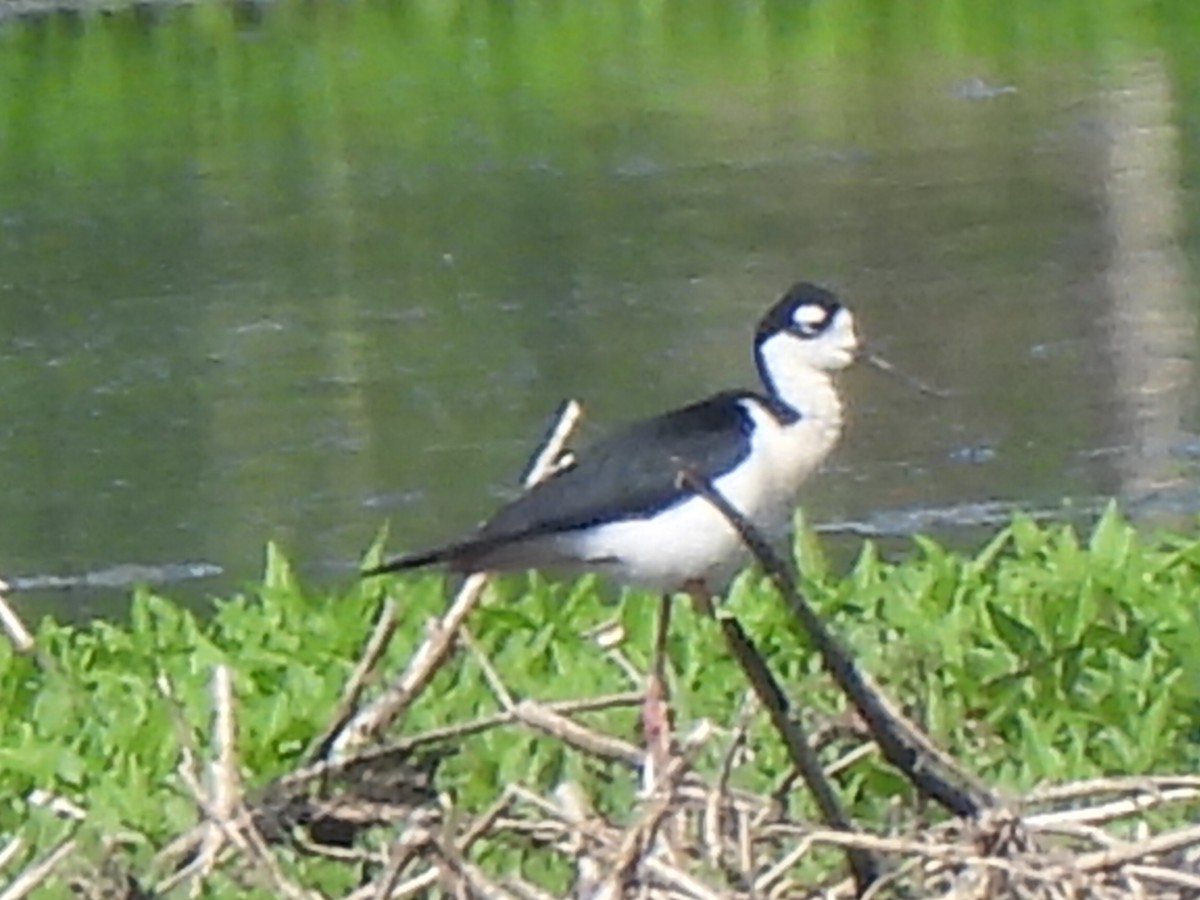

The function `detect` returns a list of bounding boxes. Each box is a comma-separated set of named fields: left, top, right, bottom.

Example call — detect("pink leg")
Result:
left=641, top=593, right=674, bottom=791
left=641, top=581, right=714, bottom=790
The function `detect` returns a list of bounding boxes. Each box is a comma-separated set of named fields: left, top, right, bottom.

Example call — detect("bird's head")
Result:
left=755, top=282, right=859, bottom=376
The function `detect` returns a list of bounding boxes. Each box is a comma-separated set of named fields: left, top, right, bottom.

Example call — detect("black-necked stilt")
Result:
left=363, top=282, right=859, bottom=599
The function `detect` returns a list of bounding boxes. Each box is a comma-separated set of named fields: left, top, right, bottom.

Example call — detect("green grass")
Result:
left=3, top=504, right=1200, bottom=894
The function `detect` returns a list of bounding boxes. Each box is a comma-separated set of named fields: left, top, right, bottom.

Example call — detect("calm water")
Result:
left=2, top=2, right=1199, bottom=620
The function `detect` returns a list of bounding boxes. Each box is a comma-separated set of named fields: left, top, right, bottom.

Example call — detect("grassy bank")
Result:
left=2, top=507, right=1200, bottom=897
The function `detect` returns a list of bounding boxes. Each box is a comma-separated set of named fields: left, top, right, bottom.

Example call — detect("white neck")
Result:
left=755, top=339, right=844, bottom=430
left=743, top=338, right=847, bottom=525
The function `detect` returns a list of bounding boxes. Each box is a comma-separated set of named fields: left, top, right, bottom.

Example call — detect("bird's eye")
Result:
left=790, top=302, right=833, bottom=336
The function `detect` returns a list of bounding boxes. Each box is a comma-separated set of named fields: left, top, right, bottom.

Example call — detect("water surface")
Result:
left=1, top=1, right=1199, bottom=619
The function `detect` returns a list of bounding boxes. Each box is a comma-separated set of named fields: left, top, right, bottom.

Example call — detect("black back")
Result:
left=474, top=390, right=765, bottom=543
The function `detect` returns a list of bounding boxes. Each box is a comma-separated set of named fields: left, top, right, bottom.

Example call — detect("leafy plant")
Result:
left=2, top=510, right=1199, bottom=893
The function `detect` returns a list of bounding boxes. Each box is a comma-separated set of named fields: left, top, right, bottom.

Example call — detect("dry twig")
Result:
left=308, top=597, right=400, bottom=762
left=0, top=583, right=33, bottom=655
left=678, top=464, right=996, bottom=819
left=331, top=399, right=583, bottom=758
left=0, top=837, right=77, bottom=900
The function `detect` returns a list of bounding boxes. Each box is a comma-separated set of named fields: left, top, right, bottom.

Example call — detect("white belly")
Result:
left=557, top=402, right=840, bottom=594
left=561, top=491, right=755, bottom=595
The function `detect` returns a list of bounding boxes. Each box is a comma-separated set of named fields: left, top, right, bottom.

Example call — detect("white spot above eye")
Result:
left=551, top=450, right=577, bottom=474
left=792, top=303, right=830, bottom=331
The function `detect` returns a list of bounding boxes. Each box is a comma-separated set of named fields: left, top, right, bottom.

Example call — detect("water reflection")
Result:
left=0, top=2, right=1197, bottom=621
left=1100, top=60, right=1196, bottom=512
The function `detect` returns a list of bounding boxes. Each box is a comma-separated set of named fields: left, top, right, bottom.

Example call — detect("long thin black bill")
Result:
left=861, top=350, right=950, bottom=399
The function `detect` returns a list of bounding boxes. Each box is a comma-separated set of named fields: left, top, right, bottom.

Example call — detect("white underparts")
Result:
left=557, top=384, right=844, bottom=595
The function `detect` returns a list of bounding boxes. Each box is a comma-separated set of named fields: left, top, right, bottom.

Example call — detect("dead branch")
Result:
left=330, top=399, right=583, bottom=759
left=678, top=464, right=996, bottom=820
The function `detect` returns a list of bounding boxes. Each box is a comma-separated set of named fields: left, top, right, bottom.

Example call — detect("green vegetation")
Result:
left=2, top=506, right=1200, bottom=895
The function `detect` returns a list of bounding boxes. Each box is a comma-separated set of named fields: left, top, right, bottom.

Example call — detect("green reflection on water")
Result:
left=0, top=0, right=1198, bottom=620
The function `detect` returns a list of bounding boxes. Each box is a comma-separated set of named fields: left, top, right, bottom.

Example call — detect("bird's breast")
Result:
left=737, top=403, right=843, bottom=522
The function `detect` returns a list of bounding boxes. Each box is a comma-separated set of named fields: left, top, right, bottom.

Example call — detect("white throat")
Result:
left=755, top=336, right=845, bottom=431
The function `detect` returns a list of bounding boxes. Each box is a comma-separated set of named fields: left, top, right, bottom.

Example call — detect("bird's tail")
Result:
left=361, top=536, right=497, bottom=578
left=361, top=545, right=459, bottom=578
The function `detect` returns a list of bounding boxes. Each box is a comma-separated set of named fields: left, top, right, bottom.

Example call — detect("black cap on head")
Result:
left=756, top=282, right=843, bottom=344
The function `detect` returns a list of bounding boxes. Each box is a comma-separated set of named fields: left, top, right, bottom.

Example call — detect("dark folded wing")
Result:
left=475, top=390, right=760, bottom=543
